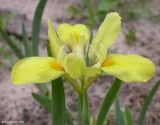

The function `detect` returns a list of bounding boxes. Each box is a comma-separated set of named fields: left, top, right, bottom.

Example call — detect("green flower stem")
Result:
left=78, top=94, right=83, bottom=125
left=78, top=76, right=90, bottom=125
left=82, top=90, right=90, bottom=125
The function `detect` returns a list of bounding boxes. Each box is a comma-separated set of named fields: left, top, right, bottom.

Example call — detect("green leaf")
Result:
left=32, top=0, right=47, bottom=55
left=138, top=80, right=160, bottom=125
left=80, top=0, right=91, bottom=6
left=115, top=97, right=126, bottom=125
left=67, top=6, right=83, bottom=17
left=0, top=29, right=24, bottom=58
left=0, top=16, right=5, bottom=30
left=125, top=29, right=136, bottom=44
left=125, top=105, right=134, bottom=125
left=96, top=78, right=122, bottom=125
left=32, top=92, right=51, bottom=110
left=32, top=92, right=73, bottom=125
left=65, top=107, right=74, bottom=125
left=22, top=24, right=32, bottom=56
left=35, top=84, right=49, bottom=96
left=97, top=0, right=118, bottom=12
left=52, top=77, right=65, bottom=125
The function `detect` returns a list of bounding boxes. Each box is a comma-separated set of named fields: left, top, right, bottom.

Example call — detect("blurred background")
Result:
left=0, top=0, right=160, bottom=125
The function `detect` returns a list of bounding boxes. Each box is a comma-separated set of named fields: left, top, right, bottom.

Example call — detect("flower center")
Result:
left=101, top=58, right=114, bottom=67
left=73, top=32, right=79, bottom=43
left=50, top=60, right=64, bottom=71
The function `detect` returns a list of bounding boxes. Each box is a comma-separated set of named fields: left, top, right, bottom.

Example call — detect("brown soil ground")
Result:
left=0, top=0, right=160, bottom=125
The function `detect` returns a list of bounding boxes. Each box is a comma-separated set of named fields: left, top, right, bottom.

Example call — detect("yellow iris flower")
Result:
left=11, top=12, right=155, bottom=91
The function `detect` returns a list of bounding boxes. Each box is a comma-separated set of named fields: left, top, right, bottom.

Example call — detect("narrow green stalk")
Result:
left=78, top=77, right=90, bottom=125
left=96, top=78, right=122, bottom=125
left=52, top=77, right=65, bottom=125
left=78, top=94, right=83, bottom=125
left=82, top=90, right=90, bottom=125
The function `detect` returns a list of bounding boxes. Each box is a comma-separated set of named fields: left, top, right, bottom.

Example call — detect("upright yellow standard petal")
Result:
left=63, top=53, right=86, bottom=79
left=88, top=12, right=121, bottom=63
left=11, top=57, right=64, bottom=84
left=48, top=19, right=62, bottom=57
left=101, top=54, right=155, bottom=82
left=57, top=23, right=89, bottom=46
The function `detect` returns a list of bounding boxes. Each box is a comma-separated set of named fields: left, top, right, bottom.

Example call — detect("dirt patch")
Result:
left=0, top=0, right=160, bottom=125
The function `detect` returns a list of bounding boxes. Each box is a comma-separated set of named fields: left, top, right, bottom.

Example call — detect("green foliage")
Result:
left=125, top=29, right=136, bottom=44
left=96, top=78, right=122, bottom=125
left=150, top=13, right=160, bottom=23
left=52, top=78, right=66, bottom=125
left=67, top=0, right=149, bottom=27
left=82, top=90, right=90, bottom=125
left=32, top=93, right=51, bottom=110
left=115, top=80, right=160, bottom=125
left=97, top=0, right=118, bottom=12
left=32, top=92, right=74, bottom=125
left=32, top=0, right=47, bottom=55
left=138, top=80, right=160, bottom=125
left=115, top=97, right=126, bottom=125
left=124, top=105, right=134, bottom=125
left=0, top=16, right=4, bottom=30
left=0, top=29, right=24, bottom=58
left=22, top=24, right=32, bottom=57
left=67, top=6, right=83, bottom=17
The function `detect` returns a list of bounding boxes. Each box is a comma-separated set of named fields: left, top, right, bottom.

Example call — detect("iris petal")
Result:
left=11, top=57, right=64, bottom=84
left=89, top=12, right=121, bottom=63
left=101, top=54, right=155, bottom=82
left=48, top=19, right=62, bottom=57
left=57, top=23, right=89, bottom=46
left=64, top=53, right=86, bottom=79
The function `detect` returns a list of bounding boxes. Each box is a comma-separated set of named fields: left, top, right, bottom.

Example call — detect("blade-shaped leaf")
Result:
left=32, top=0, right=47, bottom=55
left=96, top=78, right=122, bottom=125
left=32, top=92, right=73, bottom=125
left=125, top=105, right=134, bottom=125
left=22, top=24, right=32, bottom=56
left=0, top=29, right=24, bottom=58
left=138, top=80, right=160, bottom=125
left=32, top=92, right=51, bottom=110
left=115, top=97, right=126, bottom=125
left=52, top=77, right=65, bottom=125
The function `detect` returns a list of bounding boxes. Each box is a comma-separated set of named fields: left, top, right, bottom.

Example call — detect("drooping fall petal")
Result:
left=88, top=12, right=121, bottom=63
left=101, top=54, right=155, bottom=82
left=11, top=57, right=64, bottom=84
